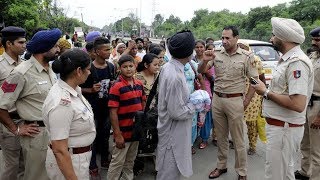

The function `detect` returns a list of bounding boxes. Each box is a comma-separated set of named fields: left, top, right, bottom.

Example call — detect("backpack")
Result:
left=133, top=74, right=160, bottom=154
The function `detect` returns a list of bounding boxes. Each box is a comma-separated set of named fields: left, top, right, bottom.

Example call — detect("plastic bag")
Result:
left=257, top=115, right=267, bottom=143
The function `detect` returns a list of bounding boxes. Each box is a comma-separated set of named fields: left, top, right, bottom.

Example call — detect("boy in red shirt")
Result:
left=107, top=54, right=146, bottom=179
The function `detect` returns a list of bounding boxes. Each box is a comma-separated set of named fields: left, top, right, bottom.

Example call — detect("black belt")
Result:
left=309, top=94, right=320, bottom=106
left=24, top=121, right=45, bottom=127
left=9, top=112, right=21, bottom=119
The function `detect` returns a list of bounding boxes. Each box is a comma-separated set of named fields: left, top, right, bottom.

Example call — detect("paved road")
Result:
left=0, top=126, right=302, bottom=180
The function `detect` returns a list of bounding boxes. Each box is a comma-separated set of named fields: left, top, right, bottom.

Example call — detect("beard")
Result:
left=43, top=53, right=58, bottom=63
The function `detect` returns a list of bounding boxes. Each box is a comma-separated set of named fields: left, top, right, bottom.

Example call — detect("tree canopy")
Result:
left=151, top=0, right=320, bottom=48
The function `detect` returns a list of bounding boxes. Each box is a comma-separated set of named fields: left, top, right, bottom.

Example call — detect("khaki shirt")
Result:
left=0, top=56, right=57, bottom=121
left=0, top=52, right=22, bottom=85
left=208, top=46, right=259, bottom=94
left=311, top=52, right=320, bottom=96
left=42, top=80, right=96, bottom=147
left=263, top=46, right=314, bottom=124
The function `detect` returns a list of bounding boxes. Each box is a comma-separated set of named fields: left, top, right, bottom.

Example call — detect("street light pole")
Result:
left=122, top=19, right=124, bottom=38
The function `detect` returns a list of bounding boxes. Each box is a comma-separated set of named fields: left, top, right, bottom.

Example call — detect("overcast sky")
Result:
left=61, top=0, right=292, bottom=28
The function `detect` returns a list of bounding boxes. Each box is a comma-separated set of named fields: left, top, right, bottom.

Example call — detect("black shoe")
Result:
left=294, top=170, right=309, bottom=180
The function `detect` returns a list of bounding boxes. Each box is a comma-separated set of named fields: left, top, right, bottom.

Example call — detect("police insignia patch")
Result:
left=1, top=81, right=17, bottom=93
left=293, top=70, right=301, bottom=79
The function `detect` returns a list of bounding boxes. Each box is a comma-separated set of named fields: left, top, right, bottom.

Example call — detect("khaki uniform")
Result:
left=208, top=47, right=258, bottom=176
left=300, top=51, right=320, bottom=180
left=0, top=52, right=24, bottom=180
left=0, top=56, right=57, bottom=180
left=43, top=79, right=96, bottom=180
left=263, top=46, right=314, bottom=180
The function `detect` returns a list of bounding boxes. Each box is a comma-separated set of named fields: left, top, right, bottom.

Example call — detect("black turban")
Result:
left=26, top=28, right=62, bottom=54
left=168, top=30, right=195, bottom=59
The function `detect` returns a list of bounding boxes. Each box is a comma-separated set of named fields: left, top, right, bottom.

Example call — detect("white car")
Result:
left=214, top=39, right=280, bottom=85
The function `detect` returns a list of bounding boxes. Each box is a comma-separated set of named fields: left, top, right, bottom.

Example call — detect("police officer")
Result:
left=199, top=26, right=259, bottom=180
left=295, top=27, right=320, bottom=180
left=0, top=28, right=61, bottom=180
left=42, top=49, right=96, bottom=180
left=0, top=26, right=26, bottom=180
left=252, top=17, right=314, bottom=180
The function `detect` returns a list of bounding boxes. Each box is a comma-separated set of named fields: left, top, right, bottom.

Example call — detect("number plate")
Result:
left=265, top=68, right=272, bottom=74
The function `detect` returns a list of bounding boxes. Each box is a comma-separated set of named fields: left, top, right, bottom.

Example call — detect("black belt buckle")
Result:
left=308, top=99, right=313, bottom=107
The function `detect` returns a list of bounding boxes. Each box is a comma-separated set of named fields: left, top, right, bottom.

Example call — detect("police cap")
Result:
left=1, top=26, right=26, bottom=38
left=310, top=27, right=320, bottom=37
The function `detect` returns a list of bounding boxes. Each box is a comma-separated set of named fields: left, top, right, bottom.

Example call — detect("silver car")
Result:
left=214, top=39, right=280, bottom=85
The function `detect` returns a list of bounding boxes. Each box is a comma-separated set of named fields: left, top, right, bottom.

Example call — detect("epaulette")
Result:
left=0, top=55, right=4, bottom=62
left=241, top=49, right=254, bottom=57
left=59, top=89, right=71, bottom=106
left=214, top=47, right=222, bottom=51
left=13, top=60, right=33, bottom=75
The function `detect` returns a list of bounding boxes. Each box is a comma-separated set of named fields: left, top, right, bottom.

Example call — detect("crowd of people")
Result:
left=0, top=16, right=319, bottom=180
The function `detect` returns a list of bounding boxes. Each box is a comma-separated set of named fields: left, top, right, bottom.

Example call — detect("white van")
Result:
left=214, top=39, right=280, bottom=85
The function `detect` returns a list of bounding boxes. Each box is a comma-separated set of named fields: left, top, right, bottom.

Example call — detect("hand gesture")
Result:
left=203, top=50, right=215, bottom=63
left=92, top=83, right=101, bottom=93
left=18, top=124, right=40, bottom=137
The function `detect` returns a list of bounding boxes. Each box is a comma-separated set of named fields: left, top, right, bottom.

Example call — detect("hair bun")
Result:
left=52, top=58, right=63, bottom=74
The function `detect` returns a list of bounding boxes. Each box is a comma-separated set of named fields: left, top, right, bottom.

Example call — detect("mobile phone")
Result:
left=250, top=77, right=258, bottom=85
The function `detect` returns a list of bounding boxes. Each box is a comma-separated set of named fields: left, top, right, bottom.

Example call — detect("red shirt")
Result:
left=108, top=75, right=146, bottom=141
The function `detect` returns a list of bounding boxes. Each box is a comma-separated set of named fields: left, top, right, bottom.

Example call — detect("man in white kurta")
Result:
left=156, top=30, right=196, bottom=180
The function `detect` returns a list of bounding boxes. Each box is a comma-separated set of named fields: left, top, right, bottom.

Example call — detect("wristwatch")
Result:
left=263, top=89, right=270, bottom=100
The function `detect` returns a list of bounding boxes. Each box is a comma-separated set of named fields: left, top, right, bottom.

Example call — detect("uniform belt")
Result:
left=9, top=112, right=21, bottom=119
left=311, top=94, right=320, bottom=101
left=266, top=118, right=303, bottom=127
left=24, top=120, right=45, bottom=127
left=214, top=91, right=243, bottom=98
left=49, top=144, right=92, bottom=154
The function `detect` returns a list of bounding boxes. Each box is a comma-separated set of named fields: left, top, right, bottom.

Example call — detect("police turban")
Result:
left=26, top=28, right=62, bottom=54
left=85, top=31, right=101, bottom=43
left=271, top=17, right=305, bottom=44
left=310, top=27, right=320, bottom=37
left=168, top=30, right=195, bottom=59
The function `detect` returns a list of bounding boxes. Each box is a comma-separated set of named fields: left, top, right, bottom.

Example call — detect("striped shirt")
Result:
left=108, top=75, right=146, bottom=141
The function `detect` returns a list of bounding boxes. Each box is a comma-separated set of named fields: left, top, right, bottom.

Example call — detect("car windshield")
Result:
left=250, top=45, right=279, bottom=61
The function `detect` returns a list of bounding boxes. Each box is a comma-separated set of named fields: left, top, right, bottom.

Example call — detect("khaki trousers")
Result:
left=212, top=94, right=247, bottom=176
left=300, top=101, right=320, bottom=180
left=45, top=148, right=91, bottom=180
left=265, top=124, right=304, bottom=180
left=107, top=141, right=139, bottom=180
left=20, top=126, right=49, bottom=180
left=0, top=125, right=24, bottom=180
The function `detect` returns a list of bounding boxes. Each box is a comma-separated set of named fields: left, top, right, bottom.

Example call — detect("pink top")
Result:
left=204, top=66, right=215, bottom=98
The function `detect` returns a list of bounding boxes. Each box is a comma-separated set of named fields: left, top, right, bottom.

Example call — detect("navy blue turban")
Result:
left=26, top=28, right=62, bottom=54
left=168, top=30, right=195, bottom=59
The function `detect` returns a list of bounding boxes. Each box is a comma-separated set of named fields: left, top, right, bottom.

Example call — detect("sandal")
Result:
left=199, top=142, right=208, bottom=149
left=212, top=139, right=217, bottom=146
left=247, top=148, right=256, bottom=155
left=208, top=168, right=227, bottom=179
left=192, top=147, right=196, bottom=154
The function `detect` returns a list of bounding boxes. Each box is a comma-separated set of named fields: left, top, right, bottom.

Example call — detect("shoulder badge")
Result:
left=293, top=70, right=301, bottom=79
left=59, top=90, right=71, bottom=106
left=1, top=80, right=17, bottom=93
left=14, top=61, right=32, bottom=75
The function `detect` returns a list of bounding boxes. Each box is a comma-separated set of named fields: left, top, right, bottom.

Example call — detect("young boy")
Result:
left=107, top=54, right=146, bottom=180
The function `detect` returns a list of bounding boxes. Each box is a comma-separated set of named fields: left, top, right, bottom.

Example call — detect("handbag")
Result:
left=189, top=62, right=202, bottom=90
left=132, top=74, right=160, bottom=153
